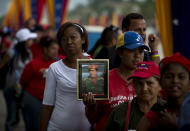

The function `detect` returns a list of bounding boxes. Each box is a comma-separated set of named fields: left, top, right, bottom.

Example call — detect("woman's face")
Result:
left=161, top=63, right=190, bottom=99
left=119, top=47, right=144, bottom=70
left=44, top=42, right=59, bottom=59
left=134, top=76, right=161, bottom=101
left=25, top=39, right=33, bottom=48
left=60, top=26, right=84, bottom=55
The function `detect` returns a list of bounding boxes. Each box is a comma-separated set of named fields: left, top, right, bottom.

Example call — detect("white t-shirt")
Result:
left=43, top=60, right=90, bottom=131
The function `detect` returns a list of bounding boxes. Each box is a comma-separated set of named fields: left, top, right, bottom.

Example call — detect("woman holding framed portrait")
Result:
left=39, top=22, right=91, bottom=131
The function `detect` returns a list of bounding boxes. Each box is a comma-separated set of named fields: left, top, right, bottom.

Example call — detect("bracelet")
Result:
left=151, top=51, right=158, bottom=55
left=151, top=54, right=160, bottom=58
left=151, top=51, right=160, bottom=58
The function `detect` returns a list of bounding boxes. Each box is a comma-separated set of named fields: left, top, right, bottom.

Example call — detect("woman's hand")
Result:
left=159, top=109, right=178, bottom=128
left=83, top=92, right=96, bottom=107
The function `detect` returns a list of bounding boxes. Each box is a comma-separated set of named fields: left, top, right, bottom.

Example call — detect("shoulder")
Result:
left=113, top=101, right=129, bottom=113
left=48, top=60, right=63, bottom=74
left=109, top=68, right=118, bottom=77
left=150, top=97, right=166, bottom=113
left=49, top=60, right=62, bottom=69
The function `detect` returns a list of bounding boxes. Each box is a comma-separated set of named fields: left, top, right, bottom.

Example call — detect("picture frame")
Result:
left=77, top=59, right=109, bottom=100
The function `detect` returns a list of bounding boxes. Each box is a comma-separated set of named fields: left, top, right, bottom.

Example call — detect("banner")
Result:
left=155, top=0, right=173, bottom=57
left=3, top=0, right=70, bottom=29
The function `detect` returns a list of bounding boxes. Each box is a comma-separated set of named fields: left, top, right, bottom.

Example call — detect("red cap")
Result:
left=129, top=61, right=160, bottom=79
left=88, top=65, right=98, bottom=70
left=159, top=52, right=190, bottom=73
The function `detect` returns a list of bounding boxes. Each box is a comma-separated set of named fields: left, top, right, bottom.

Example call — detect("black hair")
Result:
left=30, top=24, right=44, bottom=32
left=57, top=22, right=89, bottom=52
left=14, top=41, right=30, bottom=62
left=40, top=36, right=58, bottom=48
left=101, top=25, right=119, bottom=46
left=89, top=25, right=119, bottom=55
left=122, top=13, right=144, bottom=31
left=8, top=41, right=31, bottom=73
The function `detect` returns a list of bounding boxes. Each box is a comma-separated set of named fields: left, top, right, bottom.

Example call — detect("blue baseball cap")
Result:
left=116, top=31, right=149, bottom=51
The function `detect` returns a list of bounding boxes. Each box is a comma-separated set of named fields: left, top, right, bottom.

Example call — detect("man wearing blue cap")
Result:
left=122, top=13, right=160, bottom=65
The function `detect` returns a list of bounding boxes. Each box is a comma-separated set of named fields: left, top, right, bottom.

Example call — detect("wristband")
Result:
left=151, top=51, right=158, bottom=55
left=151, top=51, right=159, bottom=58
left=151, top=54, right=160, bottom=58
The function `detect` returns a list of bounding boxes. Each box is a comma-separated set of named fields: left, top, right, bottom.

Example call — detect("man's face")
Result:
left=125, top=19, right=146, bottom=42
left=89, top=68, right=98, bottom=78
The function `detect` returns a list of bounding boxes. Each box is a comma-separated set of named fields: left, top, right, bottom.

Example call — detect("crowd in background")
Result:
left=0, top=13, right=190, bottom=131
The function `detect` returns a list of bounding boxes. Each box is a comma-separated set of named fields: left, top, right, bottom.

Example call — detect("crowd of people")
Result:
left=0, top=12, right=189, bottom=131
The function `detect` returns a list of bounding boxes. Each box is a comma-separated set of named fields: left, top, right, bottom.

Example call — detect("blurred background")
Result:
left=1, top=0, right=190, bottom=58
left=0, top=0, right=159, bottom=53
left=0, top=0, right=156, bottom=29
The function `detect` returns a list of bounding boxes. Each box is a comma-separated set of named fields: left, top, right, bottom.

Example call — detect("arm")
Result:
left=39, top=65, right=56, bottom=130
left=137, top=116, right=151, bottom=131
left=39, top=105, right=54, bottom=131
left=83, top=92, right=97, bottom=124
left=83, top=92, right=105, bottom=124
left=148, top=34, right=160, bottom=65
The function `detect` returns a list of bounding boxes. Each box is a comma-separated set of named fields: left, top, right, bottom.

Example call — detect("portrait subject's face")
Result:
left=89, top=68, right=98, bottom=78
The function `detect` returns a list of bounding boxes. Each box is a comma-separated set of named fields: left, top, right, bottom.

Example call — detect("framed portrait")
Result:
left=77, top=59, right=109, bottom=100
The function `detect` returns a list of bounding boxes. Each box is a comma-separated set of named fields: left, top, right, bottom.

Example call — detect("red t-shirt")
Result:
left=30, top=43, right=43, bottom=59
left=20, top=57, right=57, bottom=101
left=30, top=43, right=67, bottom=59
left=87, top=68, right=136, bottom=131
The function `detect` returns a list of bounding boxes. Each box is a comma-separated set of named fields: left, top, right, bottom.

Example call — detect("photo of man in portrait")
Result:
left=82, top=64, right=104, bottom=95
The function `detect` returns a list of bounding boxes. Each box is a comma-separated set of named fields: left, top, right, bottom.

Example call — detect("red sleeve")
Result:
left=20, top=61, right=34, bottom=88
left=145, top=110, right=160, bottom=128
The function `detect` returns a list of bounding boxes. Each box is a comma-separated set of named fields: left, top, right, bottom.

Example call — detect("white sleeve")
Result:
left=43, top=65, right=56, bottom=106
